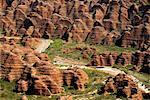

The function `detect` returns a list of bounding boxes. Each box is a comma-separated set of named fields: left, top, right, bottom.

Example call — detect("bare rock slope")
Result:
left=0, top=43, right=89, bottom=96
left=0, top=0, right=150, bottom=49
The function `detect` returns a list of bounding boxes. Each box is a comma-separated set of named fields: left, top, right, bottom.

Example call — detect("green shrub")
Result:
left=44, top=39, right=64, bottom=59
left=51, top=39, right=64, bottom=50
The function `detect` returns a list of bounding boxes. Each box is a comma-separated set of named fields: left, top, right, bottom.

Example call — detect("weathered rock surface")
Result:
left=0, top=43, right=89, bottom=96
left=88, top=51, right=150, bottom=74
left=63, top=68, right=89, bottom=91
left=102, top=74, right=143, bottom=100
left=0, top=0, right=150, bottom=98
left=0, top=0, right=149, bottom=48
left=133, top=51, right=150, bottom=74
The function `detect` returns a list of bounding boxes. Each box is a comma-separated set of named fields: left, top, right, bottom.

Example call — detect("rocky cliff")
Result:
left=0, top=0, right=149, bottom=49
left=0, top=42, right=89, bottom=96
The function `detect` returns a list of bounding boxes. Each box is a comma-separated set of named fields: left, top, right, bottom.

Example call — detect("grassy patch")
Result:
left=45, top=39, right=136, bottom=63
left=83, top=69, right=111, bottom=83
left=126, top=70, right=150, bottom=85
left=113, top=65, right=150, bottom=86
left=0, top=69, right=114, bottom=100
left=0, top=80, right=21, bottom=100
left=95, top=44, right=136, bottom=54
left=0, top=80, right=59, bottom=100
left=62, top=68, right=114, bottom=99
left=95, top=94, right=117, bottom=100
left=0, top=28, right=3, bottom=36
left=27, top=95, right=58, bottom=100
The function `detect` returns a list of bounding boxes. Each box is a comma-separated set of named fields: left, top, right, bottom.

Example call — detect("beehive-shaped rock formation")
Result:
left=103, top=74, right=143, bottom=100
left=0, top=0, right=149, bottom=48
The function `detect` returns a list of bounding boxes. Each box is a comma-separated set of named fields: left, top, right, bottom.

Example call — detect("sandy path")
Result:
left=53, top=56, right=150, bottom=93
left=35, top=39, right=53, bottom=53
left=0, top=36, right=53, bottom=53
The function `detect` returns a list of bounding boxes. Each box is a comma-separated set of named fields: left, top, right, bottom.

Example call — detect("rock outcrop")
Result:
left=132, top=51, right=150, bottom=74
left=0, top=42, right=89, bottom=96
left=88, top=51, right=150, bottom=74
left=88, top=52, right=119, bottom=66
left=102, top=74, right=143, bottom=100
left=63, top=68, right=89, bottom=91
left=0, top=0, right=150, bottom=98
left=0, top=0, right=149, bottom=48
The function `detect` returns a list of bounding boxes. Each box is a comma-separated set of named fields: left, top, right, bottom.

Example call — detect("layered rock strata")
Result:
left=88, top=51, right=150, bottom=74
left=0, top=0, right=149, bottom=48
left=103, top=74, right=143, bottom=100
left=0, top=43, right=89, bottom=96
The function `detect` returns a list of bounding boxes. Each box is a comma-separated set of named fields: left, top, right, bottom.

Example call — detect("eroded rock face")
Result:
left=32, top=75, right=63, bottom=95
left=0, top=42, right=89, bottom=96
left=88, top=52, right=119, bottom=66
left=88, top=51, right=150, bottom=74
left=0, top=0, right=149, bottom=48
left=0, top=44, right=31, bottom=81
left=118, top=23, right=150, bottom=49
left=103, top=74, right=143, bottom=100
left=63, top=68, right=89, bottom=91
left=132, top=51, right=150, bottom=74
